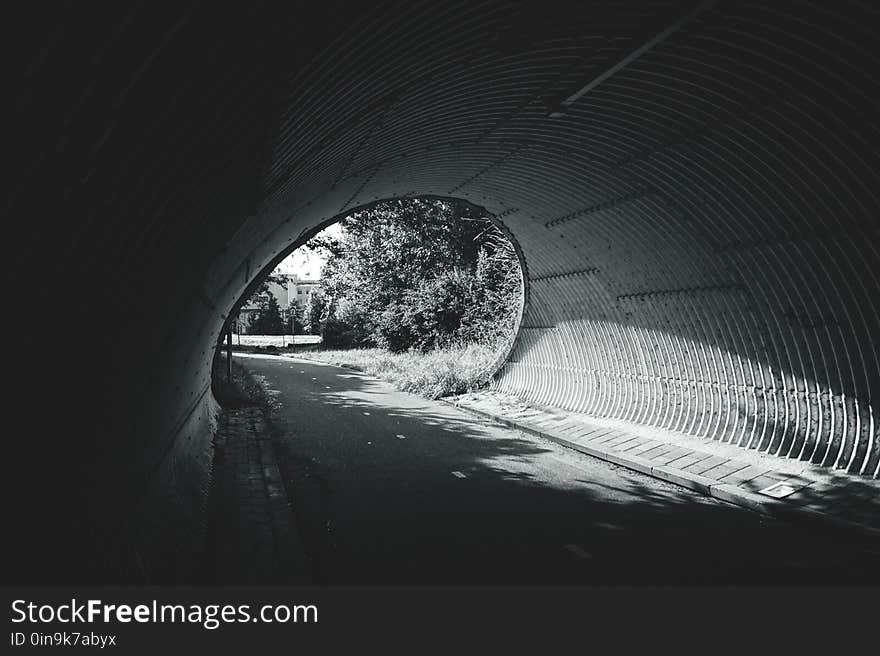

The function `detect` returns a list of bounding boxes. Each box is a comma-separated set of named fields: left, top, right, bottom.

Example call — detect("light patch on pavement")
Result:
left=563, top=544, right=593, bottom=559
left=363, top=411, right=371, bottom=416
left=396, top=434, right=406, bottom=439
left=758, top=481, right=798, bottom=498
left=451, top=471, right=467, bottom=478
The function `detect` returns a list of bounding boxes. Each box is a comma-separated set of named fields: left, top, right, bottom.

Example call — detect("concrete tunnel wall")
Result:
left=8, top=1, right=879, bottom=581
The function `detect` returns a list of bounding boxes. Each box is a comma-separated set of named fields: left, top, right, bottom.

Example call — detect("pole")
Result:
left=226, top=328, right=232, bottom=383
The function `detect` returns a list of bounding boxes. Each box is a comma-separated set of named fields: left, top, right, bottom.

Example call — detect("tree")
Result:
left=239, top=272, right=288, bottom=335
left=304, top=289, right=327, bottom=335
left=248, top=292, right=285, bottom=335
left=316, top=198, right=522, bottom=351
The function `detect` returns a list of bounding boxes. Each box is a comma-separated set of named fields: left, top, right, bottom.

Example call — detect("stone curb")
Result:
left=440, top=399, right=880, bottom=541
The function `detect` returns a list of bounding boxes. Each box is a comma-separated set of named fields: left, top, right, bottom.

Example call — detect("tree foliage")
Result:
left=247, top=288, right=285, bottom=335
left=315, top=198, right=522, bottom=352
left=304, top=289, right=328, bottom=336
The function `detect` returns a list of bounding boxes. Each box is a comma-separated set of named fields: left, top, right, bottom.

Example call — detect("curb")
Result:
left=440, top=399, right=880, bottom=541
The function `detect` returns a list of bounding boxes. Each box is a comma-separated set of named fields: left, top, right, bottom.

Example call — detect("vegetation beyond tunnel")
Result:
left=223, top=198, right=524, bottom=398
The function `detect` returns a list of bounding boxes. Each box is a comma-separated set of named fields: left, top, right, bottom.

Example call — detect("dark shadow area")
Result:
left=204, top=356, right=306, bottom=585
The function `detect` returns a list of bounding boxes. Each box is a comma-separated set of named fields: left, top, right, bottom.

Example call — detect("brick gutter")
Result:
left=440, top=398, right=880, bottom=541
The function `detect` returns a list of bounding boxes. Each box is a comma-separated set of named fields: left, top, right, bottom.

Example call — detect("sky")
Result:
left=272, top=222, right=341, bottom=280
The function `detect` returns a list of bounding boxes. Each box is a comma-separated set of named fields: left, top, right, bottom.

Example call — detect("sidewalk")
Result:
left=444, top=391, right=880, bottom=538
left=206, top=405, right=310, bottom=583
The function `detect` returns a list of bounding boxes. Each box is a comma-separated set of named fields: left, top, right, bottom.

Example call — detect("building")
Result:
left=235, top=273, right=321, bottom=335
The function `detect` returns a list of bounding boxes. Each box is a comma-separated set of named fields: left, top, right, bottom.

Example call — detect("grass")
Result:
left=211, top=353, right=272, bottom=408
left=290, top=342, right=503, bottom=399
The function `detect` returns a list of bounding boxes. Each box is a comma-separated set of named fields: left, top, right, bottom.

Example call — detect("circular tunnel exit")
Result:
left=214, top=196, right=530, bottom=387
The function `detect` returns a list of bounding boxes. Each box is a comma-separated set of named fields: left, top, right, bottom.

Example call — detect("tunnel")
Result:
left=7, top=0, right=879, bottom=582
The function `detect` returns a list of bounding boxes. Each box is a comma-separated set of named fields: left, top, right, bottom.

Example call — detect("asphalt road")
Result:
left=239, top=353, right=879, bottom=585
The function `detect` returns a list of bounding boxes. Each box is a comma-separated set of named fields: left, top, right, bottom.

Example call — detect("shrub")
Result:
left=312, top=198, right=522, bottom=354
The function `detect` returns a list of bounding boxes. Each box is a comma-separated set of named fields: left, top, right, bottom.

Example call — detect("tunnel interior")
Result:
left=8, top=0, right=879, bottom=582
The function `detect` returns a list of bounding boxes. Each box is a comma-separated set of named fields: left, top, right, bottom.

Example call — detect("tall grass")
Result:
left=291, top=341, right=500, bottom=399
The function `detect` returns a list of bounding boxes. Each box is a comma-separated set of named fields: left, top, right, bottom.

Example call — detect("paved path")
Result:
left=234, top=353, right=880, bottom=584
left=206, top=404, right=308, bottom=584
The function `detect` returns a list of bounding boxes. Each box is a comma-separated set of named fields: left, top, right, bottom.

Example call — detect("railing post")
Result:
left=226, top=328, right=232, bottom=383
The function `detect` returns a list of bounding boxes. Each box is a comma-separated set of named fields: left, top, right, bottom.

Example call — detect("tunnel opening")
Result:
left=211, top=196, right=528, bottom=407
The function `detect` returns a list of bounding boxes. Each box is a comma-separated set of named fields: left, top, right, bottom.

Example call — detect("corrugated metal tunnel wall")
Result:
left=7, top=0, right=879, bottom=581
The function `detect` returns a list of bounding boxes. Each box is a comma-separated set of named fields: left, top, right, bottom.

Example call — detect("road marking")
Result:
left=451, top=471, right=467, bottom=478
left=396, top=434, right=406, bottom=439
left=563, top=544, right=593, bottom=559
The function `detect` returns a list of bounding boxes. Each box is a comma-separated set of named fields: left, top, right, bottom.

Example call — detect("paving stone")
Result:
left=583, top=429, right=621, bottom=444
left=684, top=455, right=729, bottom=476
left=610, top=435, right=645, bottom=452
left=598, top=450, right=656, bottom=476
left=700, top=461, right=751, bottom=481
left=651, top=465, right=716, bottom=494
left=648, top=446, right=694, bottom=466
left=563, top=422, right=595, bottom=435
left=629, top=440, right=663, bottom=455
left=640, top=443, right=678, bottom=460
left=718, top=465, right=770, bottom=486
left=570, top=425, right=606, bottom=439
left=615, top=437, right=654, bottom=453
left=664, top=451, right=711, bottom=470
left=600, top=433, right=639, bottom=448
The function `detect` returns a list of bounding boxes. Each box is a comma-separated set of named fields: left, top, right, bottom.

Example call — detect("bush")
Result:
left=311, top=198, right=522, bottom=355
left=320, top=316, right=355, bottom=349
left=292, top=342, right=498, bottom=399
